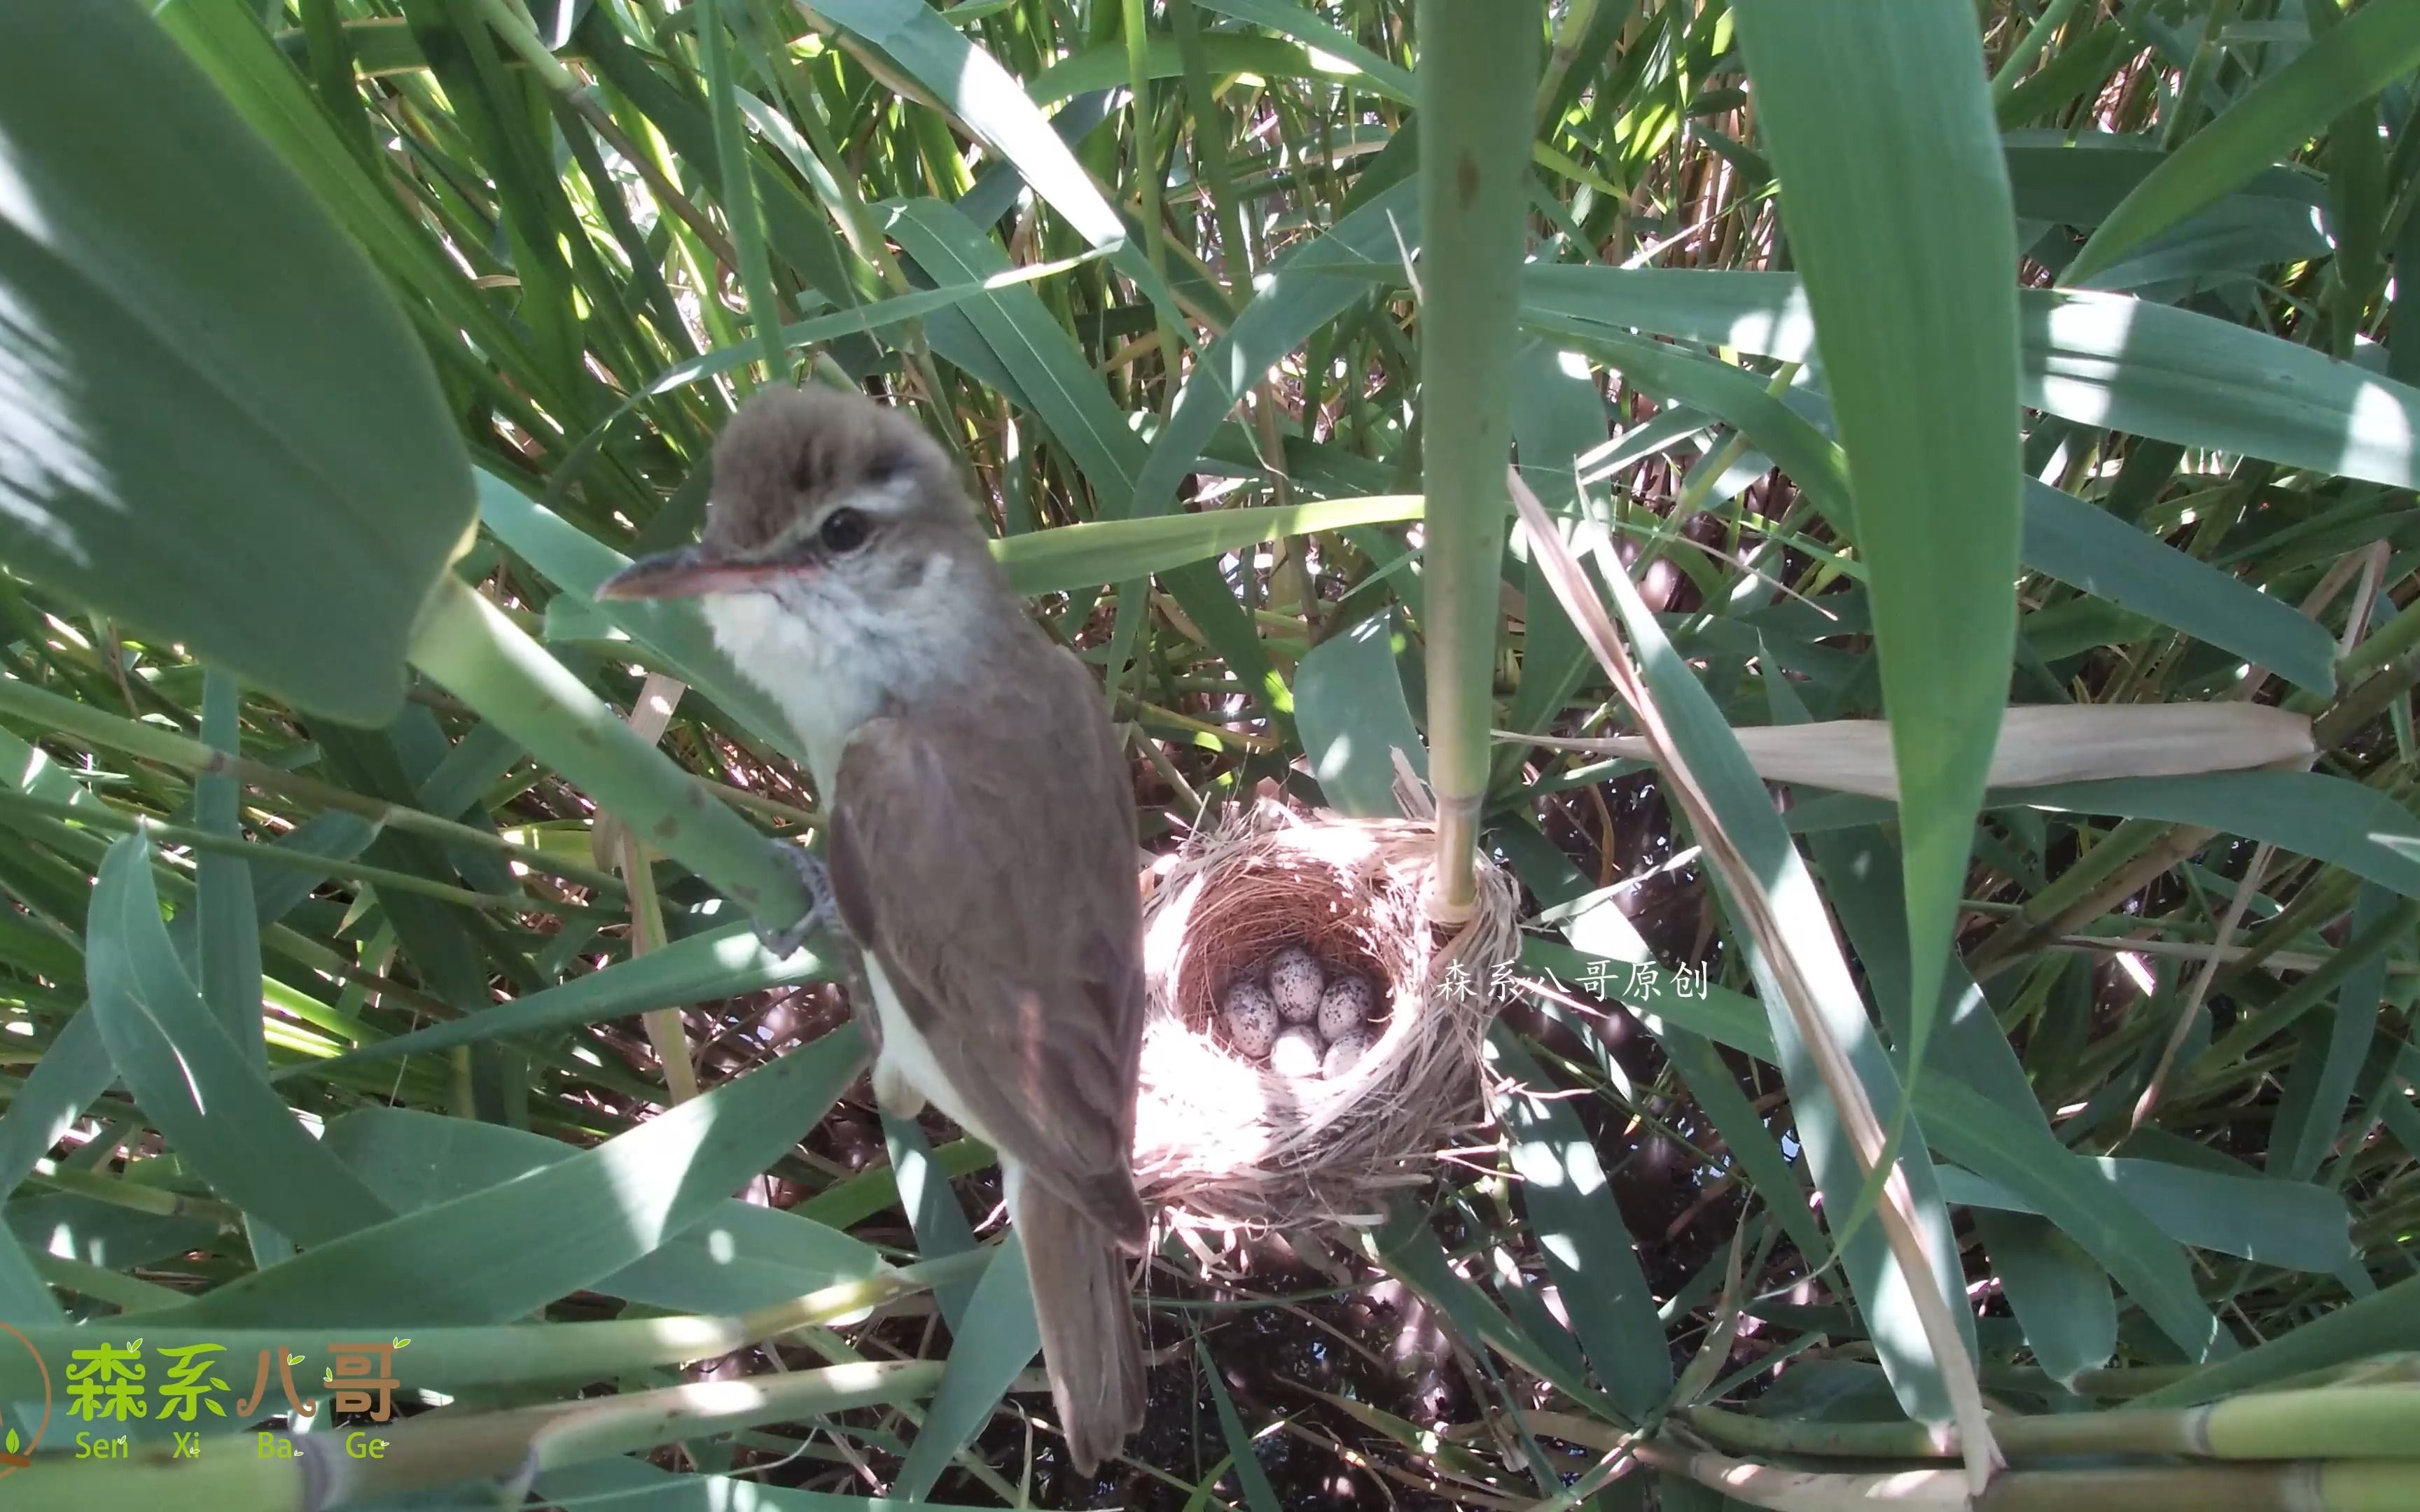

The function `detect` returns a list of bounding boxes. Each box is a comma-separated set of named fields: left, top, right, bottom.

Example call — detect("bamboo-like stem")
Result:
left=1973, top=820, right=2219, bottom=975
left=473, top=0, right=585, bottom=97
left=1671, top=1385, right=2420, bottom=1462
left=2161, top=0, right=2245, bottom=153
left=405, top=575, right=811, bottom=930
left=0, top=673, right=629, bottom=895
left=1987, top=0, right=2090, bottom=104
left=2133, top=840, right=2274, bottom=1126
left=20, top=1159, right=243, bottom=1225
left=0, top=1358, right=943, bottom=1510
left=1532, top=0, right=1601, bottom=127
left=2047, top=934, right=2420, bottom=978
left=0, top=788, right=606, bottom=917
left=595, top=670, right=701, bottom=1102
left=0, top=1250, right=986, bottom=1403
left=1413, top=0, right=1540, bottom=917
left=2185, top=896, right=2420, bottom=1084
left=697, top=0, right=787, bottom=381
left=1634, top=1436, right=2414, bottom=1512
left=2330, top=588, right=2420, bottom=692
left=2202, top=1386, right=2420, bottom=1459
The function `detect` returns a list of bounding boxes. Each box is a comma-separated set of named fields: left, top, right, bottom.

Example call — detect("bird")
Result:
left=596, top=384, right=1148, bottom=1474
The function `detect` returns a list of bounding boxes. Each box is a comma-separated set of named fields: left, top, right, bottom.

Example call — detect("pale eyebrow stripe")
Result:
left=756, top=484, right=909, bottom=557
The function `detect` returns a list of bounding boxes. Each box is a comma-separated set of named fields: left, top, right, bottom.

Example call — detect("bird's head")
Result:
left=595, top=386, right=1000, bottom=648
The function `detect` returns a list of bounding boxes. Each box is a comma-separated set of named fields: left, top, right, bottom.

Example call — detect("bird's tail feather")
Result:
left=1008, top=1165, right=1145, bottom=1475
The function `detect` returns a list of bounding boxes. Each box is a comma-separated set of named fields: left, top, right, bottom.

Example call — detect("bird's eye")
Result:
left=818, top=507, right=872, bottom=553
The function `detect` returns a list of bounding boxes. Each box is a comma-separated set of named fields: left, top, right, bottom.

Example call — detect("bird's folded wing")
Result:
left=827, top=664, right=1146, bottom=1245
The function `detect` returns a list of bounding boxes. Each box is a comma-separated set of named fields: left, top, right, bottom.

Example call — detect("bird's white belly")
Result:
left=699, top=591, right=1002, bottom=1146
left=865, top=955, right=995, bottom=1146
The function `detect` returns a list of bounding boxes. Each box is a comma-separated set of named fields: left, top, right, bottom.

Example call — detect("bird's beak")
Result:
left=594, top=545, right=779, bottom=601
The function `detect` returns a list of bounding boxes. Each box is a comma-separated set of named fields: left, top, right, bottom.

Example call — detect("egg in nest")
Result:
left=1269, top=1025, right=1324, bottom=1077
left=1266, top=944, right=1325, bottom=1023
left=1219, top=979, right=1279, bottom=1058
left=1316, top=973, right=1375, bottom=1040
left=1322, top=1028, right=1375, bottom=1078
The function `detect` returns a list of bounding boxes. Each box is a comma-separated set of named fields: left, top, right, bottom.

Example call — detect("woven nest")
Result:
left=1131, top=799, right=1519, bottom=1230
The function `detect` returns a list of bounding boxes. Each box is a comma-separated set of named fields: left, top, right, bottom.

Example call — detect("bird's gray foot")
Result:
left=753, top=841, right=839, bottom=958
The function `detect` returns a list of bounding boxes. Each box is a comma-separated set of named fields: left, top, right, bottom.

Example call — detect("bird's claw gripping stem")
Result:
left=753, top=841, right=838, bottom=958
left=754, top=842, right=884, bottom=1062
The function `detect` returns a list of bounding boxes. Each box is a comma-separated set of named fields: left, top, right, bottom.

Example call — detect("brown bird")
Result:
left=597, top=386, right=1148, bottom=1472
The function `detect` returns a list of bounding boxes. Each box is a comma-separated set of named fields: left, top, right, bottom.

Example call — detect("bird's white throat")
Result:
left=701, top=590, right=877, bottom=789
left=697, top=549, right=967, bottom=791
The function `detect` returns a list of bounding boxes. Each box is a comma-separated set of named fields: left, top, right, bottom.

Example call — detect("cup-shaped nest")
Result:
left=1132, top=801, right=1517, bottom=1229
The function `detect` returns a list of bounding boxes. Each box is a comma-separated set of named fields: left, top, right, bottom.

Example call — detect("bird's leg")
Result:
left=753, top=841, right=840, bottom=960
left=756, top=843, right=908, bottom=1107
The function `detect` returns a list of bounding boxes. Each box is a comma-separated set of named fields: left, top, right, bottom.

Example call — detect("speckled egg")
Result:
left=1316, top=973, right=1376, bottom=1041
left=1269, top=1025, right=1323, bottom=1077
left=1322, top=1028, right=1375, bottom=1079
left=1266, top=944, right=1325, bottom=1023
left=1220, top=980, right=1279, bottom=1059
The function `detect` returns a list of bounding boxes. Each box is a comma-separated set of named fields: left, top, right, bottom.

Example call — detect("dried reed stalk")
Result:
left=1506, top=703, right=2312, bottom=800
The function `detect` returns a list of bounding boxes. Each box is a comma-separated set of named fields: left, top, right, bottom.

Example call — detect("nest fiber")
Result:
left=1132, top=801, right=1518, bottom=1229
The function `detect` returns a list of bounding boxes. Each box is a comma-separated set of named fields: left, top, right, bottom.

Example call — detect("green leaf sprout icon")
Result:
left=5, top=1427, right=20, bottom=1455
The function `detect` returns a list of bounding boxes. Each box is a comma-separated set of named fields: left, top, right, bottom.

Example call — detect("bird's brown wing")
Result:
left=826, top=640, right=1148, bottom=1247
